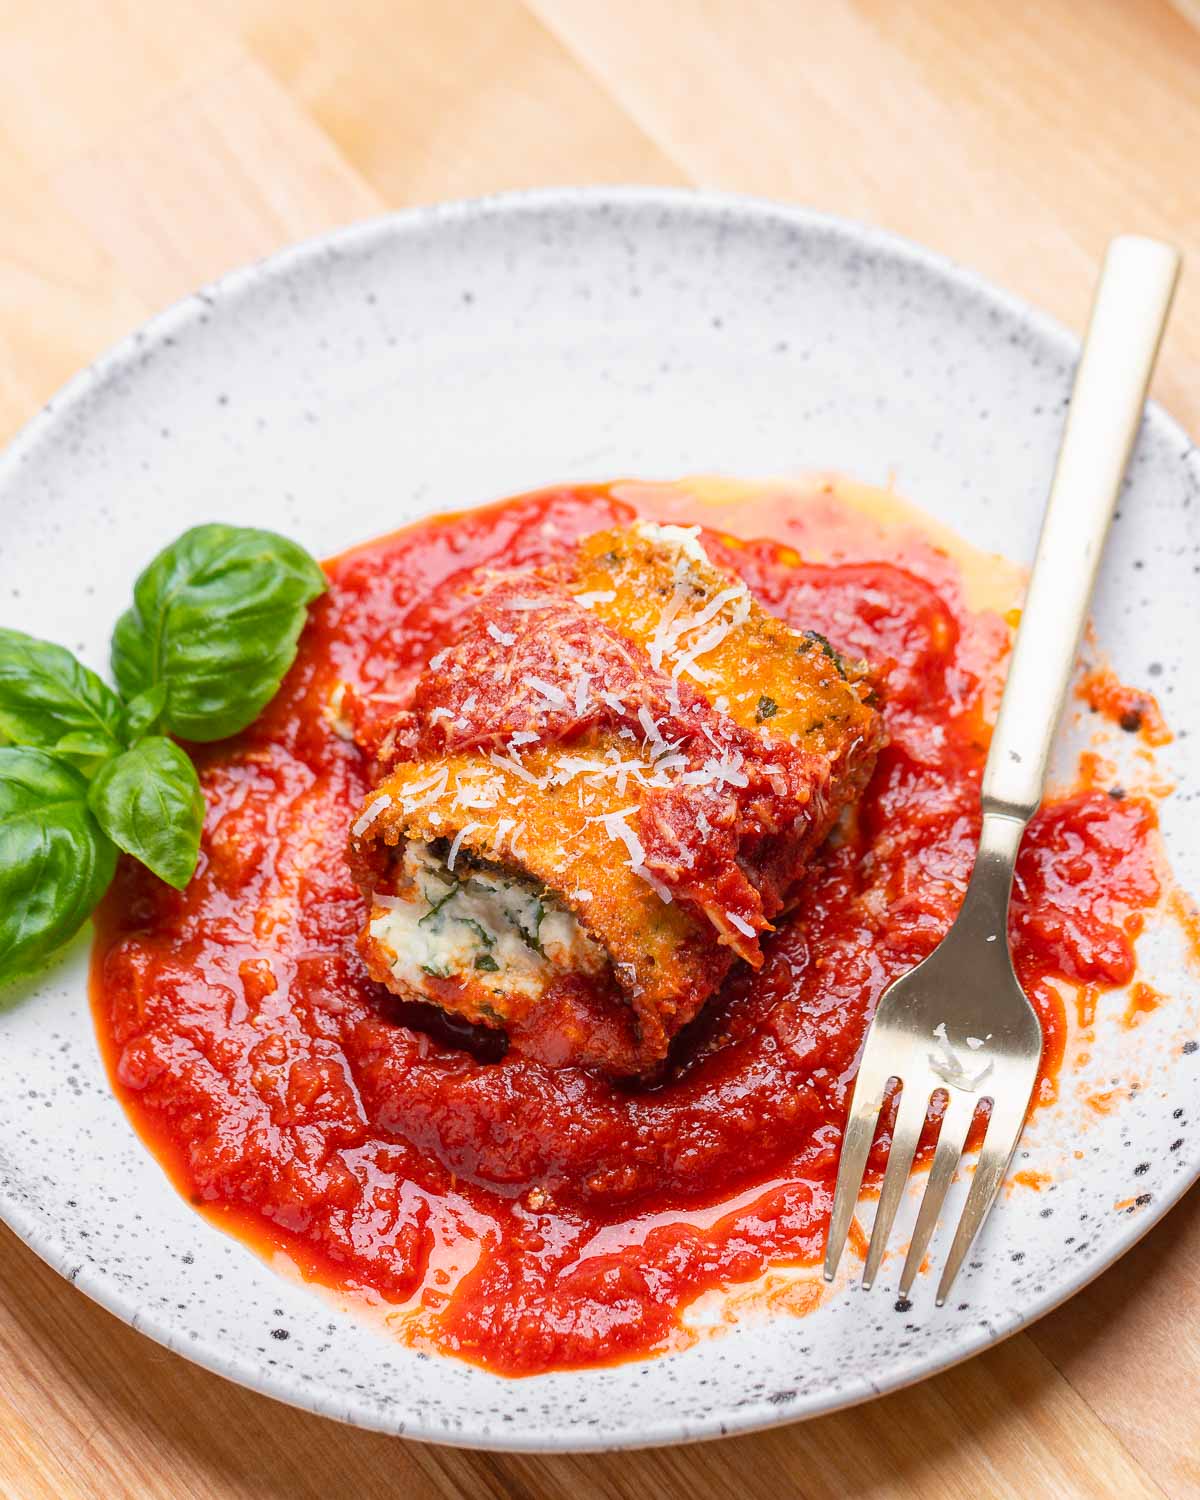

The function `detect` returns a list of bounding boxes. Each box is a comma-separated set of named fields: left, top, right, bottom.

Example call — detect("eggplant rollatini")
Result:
left=348, top=521, right=883, bottom=1075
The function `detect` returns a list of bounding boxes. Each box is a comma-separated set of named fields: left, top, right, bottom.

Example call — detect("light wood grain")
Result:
left=1, top=1, right=1198, bottom=1495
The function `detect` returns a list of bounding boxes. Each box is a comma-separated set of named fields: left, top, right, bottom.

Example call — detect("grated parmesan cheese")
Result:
left=351, top=793, right=392, bottom=838
left=528, top=676, right=568, bottom=709
left=929, top=1021, right=994, bottom=1090
left=453, top=773, right=504, bottom=810
left=588, top=807, right=672, bottom=903
left=591, top=807, right=644, bottom=862
left=398, top=767, right=450, bottom=813
left=634, top=520, right=708, bottom=565
left=488, top=750, right=544, bottom=786
left=446, top=822, right=481, bottom=871
left=637, top=705, right=667, bottom=755
left=670, top=588, right=752, bottom=684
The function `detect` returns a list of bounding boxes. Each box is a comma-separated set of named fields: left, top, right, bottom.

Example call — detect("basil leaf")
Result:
left=0, top=748, right=117, bottom=981
left=801, top=630, right=850, bottom=680
left=50, top=729, right=123, bottom=777
left=88, top=737, right=205, bottom=890
left=0, top=628, right=123, bottom=759
left=111, top=524, right=327, bottom=742
left=120, top=683, right=168, bottom=744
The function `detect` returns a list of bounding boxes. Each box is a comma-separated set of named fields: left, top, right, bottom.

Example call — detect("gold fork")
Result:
left=823, top=235, right=1181, bottom=1303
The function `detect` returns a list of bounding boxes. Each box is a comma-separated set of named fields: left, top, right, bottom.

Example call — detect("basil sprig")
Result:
left=0, top=524, right=326, bottom=982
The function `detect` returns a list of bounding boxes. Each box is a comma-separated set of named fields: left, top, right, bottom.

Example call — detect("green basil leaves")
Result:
left=0, top=628, right=124, bottom=766
left=88, top=737, right=205, bottom=890
left=0, top=749, right=117, bottom=977
left=0, top=523, right=326, bottom=982
left=119, top=682, right=168, bottom=744
left=111, top=524, right=327, bottom=741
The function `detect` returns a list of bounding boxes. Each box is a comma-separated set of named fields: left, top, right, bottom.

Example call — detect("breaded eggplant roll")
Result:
left=348, top=522, right=883, bottom=1075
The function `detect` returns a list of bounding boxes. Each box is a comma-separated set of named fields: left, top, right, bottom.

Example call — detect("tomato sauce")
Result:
left=91, top=482, right=1164, bottom=1373
left=1077, top=665, right=1172, bottom=746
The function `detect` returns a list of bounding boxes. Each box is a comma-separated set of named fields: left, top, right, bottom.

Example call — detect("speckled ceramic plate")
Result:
left=1, top=189, right=1197, bottom=1451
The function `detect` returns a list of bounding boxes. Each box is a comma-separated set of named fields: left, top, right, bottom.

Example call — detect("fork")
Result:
left=823, top=235, right=1181, bottom=1304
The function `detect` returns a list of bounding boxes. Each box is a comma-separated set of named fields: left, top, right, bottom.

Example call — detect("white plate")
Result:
left=1, top=188, right=1197, bottom=1451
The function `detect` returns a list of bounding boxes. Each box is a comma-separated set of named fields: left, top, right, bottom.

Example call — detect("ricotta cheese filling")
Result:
left=369, top=840, right=606, bottom=1002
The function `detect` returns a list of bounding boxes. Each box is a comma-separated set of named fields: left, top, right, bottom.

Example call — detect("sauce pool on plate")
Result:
left=90, top=478, right=1166, bottom=1374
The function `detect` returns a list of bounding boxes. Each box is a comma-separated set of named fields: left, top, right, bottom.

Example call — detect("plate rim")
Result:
left=1, top=184, right=1197, bottom=1452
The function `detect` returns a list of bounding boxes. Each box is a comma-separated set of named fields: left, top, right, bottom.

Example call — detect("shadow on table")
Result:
left=3, top=1185, right=1196, bottom=1500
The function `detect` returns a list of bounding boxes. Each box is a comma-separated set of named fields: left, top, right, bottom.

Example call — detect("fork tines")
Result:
left=823, top=1051, right=1037, bottom=1303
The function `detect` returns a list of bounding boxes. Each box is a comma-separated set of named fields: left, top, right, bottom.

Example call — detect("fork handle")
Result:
left=982, top=236, right=1181, bottom=824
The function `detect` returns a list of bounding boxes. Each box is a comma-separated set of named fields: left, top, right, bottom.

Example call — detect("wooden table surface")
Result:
left=3, top=1, right=1199, bottom=1495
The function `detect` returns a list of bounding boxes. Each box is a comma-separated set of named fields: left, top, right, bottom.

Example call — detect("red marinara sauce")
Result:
left=90, top=483, right=1163, bottom=1373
